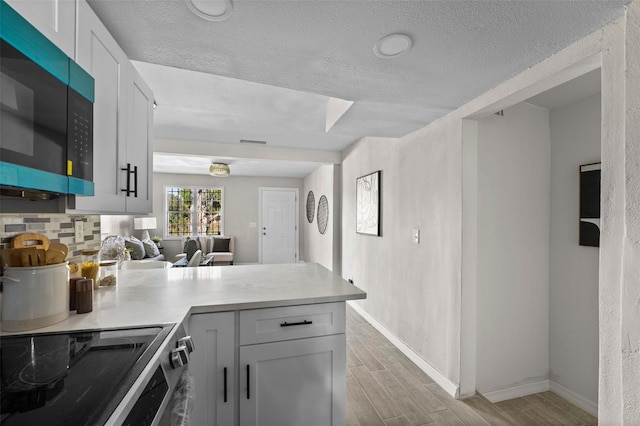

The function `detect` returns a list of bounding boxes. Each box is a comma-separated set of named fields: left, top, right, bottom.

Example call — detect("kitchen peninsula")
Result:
left=20, top=262, right=365, bottom=331
left=2, top=263, right=365, bottom=426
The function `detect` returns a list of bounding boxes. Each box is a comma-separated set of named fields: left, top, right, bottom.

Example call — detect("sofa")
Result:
left=175, top=236, right=234, bottom=265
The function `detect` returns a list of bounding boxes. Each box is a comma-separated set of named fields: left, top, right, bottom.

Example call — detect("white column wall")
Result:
left=621, top=2, right=640, bottom=422
left=475, top=103, right=551, bottom=395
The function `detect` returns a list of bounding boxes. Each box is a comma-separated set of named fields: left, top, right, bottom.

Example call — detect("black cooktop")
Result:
left=0, top=325, right=172, bottom=426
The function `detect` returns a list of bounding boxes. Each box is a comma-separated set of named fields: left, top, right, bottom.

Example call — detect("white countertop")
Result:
left=2, top=263, right=366, bottom=335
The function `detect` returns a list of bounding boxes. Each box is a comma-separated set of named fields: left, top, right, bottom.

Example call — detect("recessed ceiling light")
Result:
left=373, top=33, right=413, bottom=59
left=186, top=0, right=233, bottom=22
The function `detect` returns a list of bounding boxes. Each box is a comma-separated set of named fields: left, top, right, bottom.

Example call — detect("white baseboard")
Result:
left=347, top=301, right=459, bottom=398
left=550, top=381, right=598, bottom=417
left=482, top=380, right=550, bottom=403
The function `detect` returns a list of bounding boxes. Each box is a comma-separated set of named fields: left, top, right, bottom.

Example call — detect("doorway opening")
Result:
left=461, top=65, right=601, bottom=416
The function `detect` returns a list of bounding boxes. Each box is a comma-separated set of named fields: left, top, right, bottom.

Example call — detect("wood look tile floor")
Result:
left=345, top=306, right=598, bottom=426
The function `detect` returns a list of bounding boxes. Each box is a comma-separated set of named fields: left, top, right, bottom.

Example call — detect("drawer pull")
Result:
left=223, top=367, right=228, bottom=403
left=280, top=320, right=313, bottom=327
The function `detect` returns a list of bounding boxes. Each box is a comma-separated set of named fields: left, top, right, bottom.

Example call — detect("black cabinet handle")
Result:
left=280, top=320, right=313, bottom=327
left=223, top=367, right=228, bottom=403
left=120, top=163, right=139, bottom=197
left=121, top=163, right=132, bottom=196
left=246, top=364, right=250, bottom=399
left=132, top=165, right=138, bottom=198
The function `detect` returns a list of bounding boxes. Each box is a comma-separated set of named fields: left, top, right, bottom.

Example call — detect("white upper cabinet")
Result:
left=4, top=0, right=76, bottom=58
left=70, top=0, right=153, bottom=213
left=122, top=64, right=154, bottom=213
left=72, top=0, right=127, bottom=212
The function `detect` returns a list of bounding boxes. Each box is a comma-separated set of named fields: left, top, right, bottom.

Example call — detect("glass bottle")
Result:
left=81, top=249, right=100, bottom=289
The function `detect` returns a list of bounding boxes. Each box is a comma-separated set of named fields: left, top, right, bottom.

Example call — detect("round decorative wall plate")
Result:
left=317, top=195, right=329, bottom=235
left=306, top=191, right=315, bottom=223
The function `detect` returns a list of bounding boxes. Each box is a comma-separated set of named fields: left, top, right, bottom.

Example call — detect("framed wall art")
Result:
left=579, top=162, right=601, bottom=247
left=317, top=195, right=329, bottom=235
left=356, top=170, right=381, bottom=236
left=306, top=191, right=315, bottom=223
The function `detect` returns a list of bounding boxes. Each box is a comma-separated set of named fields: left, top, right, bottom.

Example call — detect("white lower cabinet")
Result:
left=239, top=334, right=346, bottom=426
left=188, top=302, right=346, bottom=426
left=189, top=312, right=235, bottom=426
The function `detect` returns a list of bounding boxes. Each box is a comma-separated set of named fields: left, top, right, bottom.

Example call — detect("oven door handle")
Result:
left=223, top=367, right=228, bottom=403
left=246, top=364, right=250, bottom=399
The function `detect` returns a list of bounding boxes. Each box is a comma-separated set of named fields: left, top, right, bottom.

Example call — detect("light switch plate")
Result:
left=413, top=228, right=420, bottom=244
left=74, top=221, right=84, bottom=243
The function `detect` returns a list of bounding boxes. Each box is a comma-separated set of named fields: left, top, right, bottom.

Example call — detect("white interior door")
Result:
left=260, top=188, right=298, bottom=264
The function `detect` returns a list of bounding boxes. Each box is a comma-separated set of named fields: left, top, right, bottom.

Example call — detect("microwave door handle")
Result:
left=132, top=165, right=138, bottom=198
left=121, top=163, right=131, bottom=196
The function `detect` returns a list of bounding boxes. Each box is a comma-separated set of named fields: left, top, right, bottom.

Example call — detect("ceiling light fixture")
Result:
left=186, top=0, right=233, bottom=22
left=374, top=33, right=413, bottom=59
left=209, top=162, right=230, bottom=177
left=239, top=139, right=267, bottom=145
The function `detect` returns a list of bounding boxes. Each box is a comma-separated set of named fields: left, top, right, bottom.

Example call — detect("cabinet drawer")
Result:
left=239, top=302, right=345, bottom=345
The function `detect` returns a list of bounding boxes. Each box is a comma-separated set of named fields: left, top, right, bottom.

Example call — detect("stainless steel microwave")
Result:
left=0, top=1, right=94, bottom=197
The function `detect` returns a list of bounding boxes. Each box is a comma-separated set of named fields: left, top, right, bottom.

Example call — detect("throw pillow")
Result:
left=184, top=238, right=199, bottom=260
left=183, top=237, right=201, bottom=253
left=124, top=236, right=145, bottom=260
left=142, top=239, right=160, bottom=258
left=212, top=237, right=231, bottom=252
left=198, top=237, right=213, bottom=254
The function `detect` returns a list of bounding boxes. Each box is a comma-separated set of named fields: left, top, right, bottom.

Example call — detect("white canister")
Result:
left=1, top=262, right=70, bottom=332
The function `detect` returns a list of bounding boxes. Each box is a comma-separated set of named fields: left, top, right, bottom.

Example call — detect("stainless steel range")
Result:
left=0, top=323, right=194, bottom=425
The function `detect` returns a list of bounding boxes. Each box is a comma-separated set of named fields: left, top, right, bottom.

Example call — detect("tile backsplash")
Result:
left=1, top=214, right=101, bottom=261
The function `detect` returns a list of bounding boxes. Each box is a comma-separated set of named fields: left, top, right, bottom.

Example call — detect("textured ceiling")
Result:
left=87, top=0, right=628, bottom=176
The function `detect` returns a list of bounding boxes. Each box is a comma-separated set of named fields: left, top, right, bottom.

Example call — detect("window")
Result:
left=165, top=187, right=223, bottom=237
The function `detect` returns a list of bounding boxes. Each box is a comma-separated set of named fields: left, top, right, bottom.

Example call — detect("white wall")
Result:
left=548, top=94, right=601, bottom=409
left=342, top=124, right=463, bottom=386
left=100, top=215, right=135, bottom=240
left=152, top=173, right=304, bottom=263
left=303, top=165, right=341, bottom=272
left=476, top=103, right=551, bottom=394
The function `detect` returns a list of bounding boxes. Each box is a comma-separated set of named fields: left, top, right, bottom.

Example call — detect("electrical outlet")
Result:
left=74, top=221, right=84, bottom=243
left=413, top=228, right=420, bottom=244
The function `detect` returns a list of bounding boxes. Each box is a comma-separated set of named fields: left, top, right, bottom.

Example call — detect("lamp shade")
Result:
left=134, top=217, right=157, bottom=240
left=134, top=217, right=157, bottom=230
left=209, top=163, right=230, bottom=177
